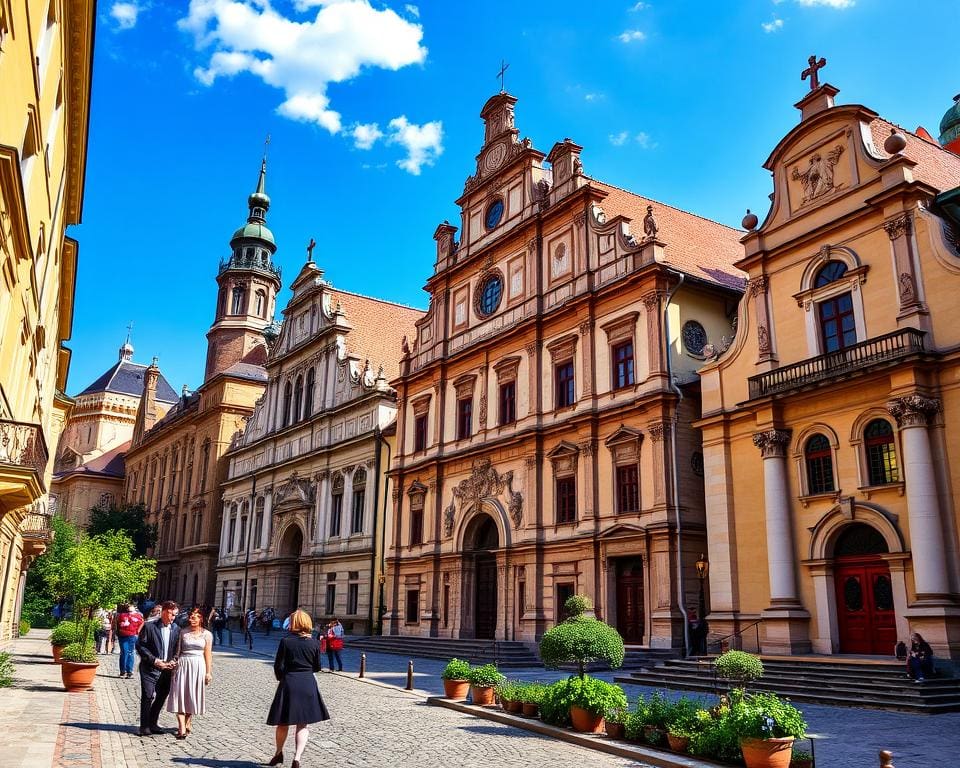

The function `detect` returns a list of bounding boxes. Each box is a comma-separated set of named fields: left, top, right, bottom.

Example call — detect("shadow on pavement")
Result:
left=15, top=682, right=63, bottom=692
left=456, top=724, right=548, bottom=739
left=172, top=758, right=266, bottom=768
left=62, top=721, right=136, bottom=733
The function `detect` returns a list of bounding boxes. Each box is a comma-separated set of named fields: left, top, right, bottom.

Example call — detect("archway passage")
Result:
left=615, top=557, right=645, bottom=644
left=833, top=524, right=895, bottom=654
left=466, top=515, right=499, bottom=640
left=277, top=525, right=305, bottom=617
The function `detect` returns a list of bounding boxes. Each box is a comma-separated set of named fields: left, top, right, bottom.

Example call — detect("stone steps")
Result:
left=346, top=635, right=541, bottom=667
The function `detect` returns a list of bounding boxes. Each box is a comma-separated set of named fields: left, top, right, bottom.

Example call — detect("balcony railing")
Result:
left=21, top=499, right=53, bottom=541
left=748, top=328, right=927, bottom=399
left=0, top=419, right=49, bottom=479
left=218, top=253, right=282, bottom=280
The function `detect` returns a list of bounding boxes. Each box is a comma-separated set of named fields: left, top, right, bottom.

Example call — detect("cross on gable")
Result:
left=801, top=55, right=827, bottom=91
left=306, top=238, right=316, bottom=262
left=497, top=59, right=509, bottom=92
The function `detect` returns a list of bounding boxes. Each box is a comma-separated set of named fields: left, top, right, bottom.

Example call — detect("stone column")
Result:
left=883, top=213, right=930, bottom=330
left=753, top=428, right=810, bottom=653
left=886, top=395, right=950, bottom=599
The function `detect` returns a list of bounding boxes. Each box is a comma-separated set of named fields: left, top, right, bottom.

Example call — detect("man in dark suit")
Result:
left=136, top=600, right=180, bottom=736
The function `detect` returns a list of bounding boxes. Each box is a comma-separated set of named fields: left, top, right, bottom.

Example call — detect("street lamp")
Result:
left=695, top=553, right=709, bottom=619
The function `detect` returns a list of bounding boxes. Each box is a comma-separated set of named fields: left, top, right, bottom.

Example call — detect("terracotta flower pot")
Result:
left=569, top=705, right=605, bottom=733
left=470, top=685, right=496, bottom=706
left=503, top=699, right=522, bottom=713
left=604, top=721, right=625, bottom=740
left=521, top=702, right=539, bottom=718
left=643, top=725, right=666, bottom=746
left=667, top=734, right=691, bottom=753
left=740, top=737, right=795, bottom=768
left=443, top=679, right=470, bottom=700
left=51, top=644, right=66, bottom=664
left=60, top=660, right=99, bottom=692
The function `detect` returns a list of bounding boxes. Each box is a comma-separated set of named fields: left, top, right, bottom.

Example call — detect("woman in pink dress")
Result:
left=167, top=607, right=213, bottom=739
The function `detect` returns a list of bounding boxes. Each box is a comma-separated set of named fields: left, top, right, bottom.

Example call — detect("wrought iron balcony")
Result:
left=0, top=419, right=49, bottom=481
left=21, top=499, right=53, bottom=542
left=218, top=253, right=282, bottom=280
left=748, top=328, right=927, bottom=399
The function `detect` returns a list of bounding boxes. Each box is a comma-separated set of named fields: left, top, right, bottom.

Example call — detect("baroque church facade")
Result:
left=385, top=92, right=745, bottom=648
left=216, top=257, right=422, bottom=632
left=697, top=72, right=960, bottom=658
left=123, top=161, right=279, bottom=607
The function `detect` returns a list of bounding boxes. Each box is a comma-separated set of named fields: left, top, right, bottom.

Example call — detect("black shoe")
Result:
left=149, top=727, right=166, bottom=735
left=338, top=667, right=343, bottom=672
left=292, top=761, right=300, bottom=768
left=138, top=727, right=152, bottom=737
left=267, top=752, right=283, bottom=766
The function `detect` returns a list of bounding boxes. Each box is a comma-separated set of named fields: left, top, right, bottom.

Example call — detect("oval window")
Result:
left=485, top=199, right=504, bottom=230
left=478, top=274, right=503, bottom=317
left=682, top=320, right=708, bottom=356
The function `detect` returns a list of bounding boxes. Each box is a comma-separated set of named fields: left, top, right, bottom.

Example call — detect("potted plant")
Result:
left=519, top=682, right=545, bottom=718
left=715, top=650, right=765, bottom=689
left=564, top=675, right=627, bottom=733
left=666, top=696, right=703, bottom=753
left=50, top=622, right=81, bottom=663
left=60, top=641, right=98, bottom=691
left=441, top=658, right=472, bottom=700
left=467, top=663, right=505, bottom=706
left=791, top=749, right=814, bottom=768
left=729, top=691, right=807, bottom=768
left=641, top=690, right=670, bottom=746
left=496, top=679, right=523, bottom=713
left=604, top=707, right=628, bottom=739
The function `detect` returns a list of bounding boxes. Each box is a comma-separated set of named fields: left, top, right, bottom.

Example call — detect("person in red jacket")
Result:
left=116, top=604, right=144, bottom=679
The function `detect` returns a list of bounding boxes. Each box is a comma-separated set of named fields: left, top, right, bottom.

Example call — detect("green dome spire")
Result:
left=231, top=156, right=275, bottom=247
left=939, top=94, right=960, bottom=148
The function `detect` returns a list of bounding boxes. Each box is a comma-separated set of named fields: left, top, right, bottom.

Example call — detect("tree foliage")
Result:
left=539, top=616, right=626, bottom=677
left=88, top=503, right=156, bottom=556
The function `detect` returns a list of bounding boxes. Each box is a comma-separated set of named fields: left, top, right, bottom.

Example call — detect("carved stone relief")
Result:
left=792, top=145, right=844, bottom=204
left=443, top=457, right=524, bottom=536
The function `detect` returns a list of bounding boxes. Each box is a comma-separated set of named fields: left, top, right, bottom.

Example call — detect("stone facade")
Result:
left=0, top=0, right=94, bottom=642
left=697, top=78, right=960, bottom=657
left=217, top=259, right=422, bottom=633
left=385, top=93, right=745, bottom=648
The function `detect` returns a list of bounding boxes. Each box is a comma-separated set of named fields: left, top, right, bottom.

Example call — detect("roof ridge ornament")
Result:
left=801, top=55, right=827, bottom=92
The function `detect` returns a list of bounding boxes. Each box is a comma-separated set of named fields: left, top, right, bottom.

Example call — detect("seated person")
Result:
left=907, top=632, right=934, bottom=682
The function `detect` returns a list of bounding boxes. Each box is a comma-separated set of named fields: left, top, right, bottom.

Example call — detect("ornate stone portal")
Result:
left=443, top=458, right=523, bottom=538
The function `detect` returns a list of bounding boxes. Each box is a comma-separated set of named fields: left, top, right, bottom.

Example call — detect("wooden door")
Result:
left=475, top=554, right=497, bottom=640
left=616, top=566, right=645, bottom=644
left=835, top=558, right=896, bottom=654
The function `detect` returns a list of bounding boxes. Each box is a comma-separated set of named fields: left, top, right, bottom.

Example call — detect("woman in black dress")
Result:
left=266, top=610, right=330, bottom=768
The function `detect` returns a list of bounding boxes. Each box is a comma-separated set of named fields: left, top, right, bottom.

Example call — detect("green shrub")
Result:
left=645, top=690, right=671, bottom=729
left=563, top=594, right=593, bottom=618
left=539, top=680, right=573, bottom=727
left=605, top=706, right=628, bottom=724
left=60, top=642, right=97, bottom=664
left=565, top=675, right=627, bottom=716
left=0, top=652, right=13, bottom=688
left=467, top=663, right=505, bottom=688
left=665, top=696, right=705, bottom=734
left=517, top=682, right=546, bottom=705
left=715, top=650, right=764, bottom=685
left=689, top=706, right=741, bottom=764
left=539, top=616, right=625, bottom=676
left=728, top=690, right=806, bottom=740
left=441, top=657, right=472, bottom=680
left=792, top=749, right=813, bottom=763
left=50, top=621, right=81, bottom=646
left=18, top=619, right=30, bottom=636
left=496, top=679, right=522, bottom=701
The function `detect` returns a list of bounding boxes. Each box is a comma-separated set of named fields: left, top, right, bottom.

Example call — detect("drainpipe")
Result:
left=377, top=433, right=393, bottom=637
left=368, top=426, right=383, bottom=635
left=663, top=269, right=690, bottom=657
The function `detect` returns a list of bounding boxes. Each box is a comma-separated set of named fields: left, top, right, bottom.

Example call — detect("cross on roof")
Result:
left=497, top=60, right=509, bottom=93
left=802, top=55, right=827, bottom=91
left=307, top=238, right=316, bottom=262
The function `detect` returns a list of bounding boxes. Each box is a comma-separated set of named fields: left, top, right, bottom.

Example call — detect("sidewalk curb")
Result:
left=426, top=697, right=727, bottom=768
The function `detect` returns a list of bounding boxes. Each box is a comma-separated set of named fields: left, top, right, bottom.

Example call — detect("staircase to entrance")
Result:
left=346, top=635, right=541, bottom=668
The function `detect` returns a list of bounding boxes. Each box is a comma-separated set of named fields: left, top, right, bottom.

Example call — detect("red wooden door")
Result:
left=616, top=571, right=645, bottom=644
left=835, top=558, right=896, bottom=654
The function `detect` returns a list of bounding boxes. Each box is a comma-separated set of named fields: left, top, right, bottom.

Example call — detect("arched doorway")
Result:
left=615, top=557, right=645, bottom=644
left=833, top=523, right=895, bottom=654
left=465, top=515, right=499, bottom=640
left=278, top=525, right=304, bottom=615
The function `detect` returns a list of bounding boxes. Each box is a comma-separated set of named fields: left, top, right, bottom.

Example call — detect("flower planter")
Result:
left=443, top=679, right=470, bottom=700
left=604, top=721, right=625, bottom=740
left=667, top=734, right=691, bottom=753
left=51, top=644, right=66, bottom=664
left=569, top=705, right=605, bottom=734
left=470, top=685, right=496, bottom=706
left=60, top=661, right=99, bottom=692
left=502, top=699, right=522, bottom=713
left=740, top=737, right=795, bottom=768
left=521, top=702, right=539, bottom=718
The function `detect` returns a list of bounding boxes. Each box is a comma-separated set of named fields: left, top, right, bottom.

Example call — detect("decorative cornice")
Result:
left=752, top=429, right=792, bottom=458
left=886, top=395, right=940, bottom=428
left=883, top=213, right=913, bottom=242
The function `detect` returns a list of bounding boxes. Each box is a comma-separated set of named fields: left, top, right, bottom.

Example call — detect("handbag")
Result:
left=330, top=636, right=344, bottom=651
left=319, top=636, right=327, bottom=652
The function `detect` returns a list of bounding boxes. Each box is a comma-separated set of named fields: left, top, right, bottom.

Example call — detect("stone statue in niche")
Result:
left=757, top=324, right=771, bottom=355
left=898, top=273, right=917, bottom=305
left=792, top=145, right=844, bottom=203
left=442, top=501, right=456, bottom=538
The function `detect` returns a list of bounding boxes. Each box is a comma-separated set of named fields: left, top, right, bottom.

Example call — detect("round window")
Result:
left=682, top=320, right=708, bottom=356
left=485, top=199, right=504, bottom=230
left=477, top=274, right=503, bottom=317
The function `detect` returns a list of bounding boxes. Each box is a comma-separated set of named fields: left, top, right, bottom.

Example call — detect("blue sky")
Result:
left=67, top=0, right=960, bottom=395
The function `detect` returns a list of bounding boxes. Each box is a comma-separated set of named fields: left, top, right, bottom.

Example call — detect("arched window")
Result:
left=304, top=368, right=315, bottom=418
left=351, top=468, right=367, bottom=534
left=293, top=376, right=304, bottom=422
left=282, top=381, right=293, bottom=426
left=253, top=496, right=265, bottom=548
left=805, top=434, right=835, bottom=495
left=231, top=285, right=246, bottom=315
left=814, top=260, right=848, bottom=287
left=865, top=419, right=898, bottom=485
left=814, top=261, right=855, bottom=353
left=255, top=290, right=266, bottom=318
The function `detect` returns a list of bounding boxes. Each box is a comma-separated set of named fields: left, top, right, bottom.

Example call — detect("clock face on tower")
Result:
left=485, top=199, right=504, bottom=230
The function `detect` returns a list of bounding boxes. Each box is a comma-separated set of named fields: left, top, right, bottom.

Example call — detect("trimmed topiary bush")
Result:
left=60, top=642, right=97, bottom=664
left=715, top=650, right=765, bottom=686
left=563, top=594, right=593, bottom=618
left=539, top=616, right=625, bottom=677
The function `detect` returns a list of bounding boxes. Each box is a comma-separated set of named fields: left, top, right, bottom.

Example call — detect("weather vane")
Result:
left=497, top=60, right=509, bottom=93
left=263, top=133, right=271, bottom=160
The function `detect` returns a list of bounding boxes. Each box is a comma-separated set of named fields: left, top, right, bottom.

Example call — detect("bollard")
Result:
left=879, top=751, right=894, bottom=768
left=359, top=653, right=366, bottom=678
left=405, top=659, right=414, bottom=690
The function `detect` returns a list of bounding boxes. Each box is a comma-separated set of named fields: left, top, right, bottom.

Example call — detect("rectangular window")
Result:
left=414, top=414, right=428, bottom=452
left=238, top=515, right=247, bottom=551
left=616, top=465, right=640, bottom=513
left=457, top=397, right=472, bottom=440
left=330, top=494, right=343, bottom=537
left=612, top=340, right=635, bottom=389
left=351, top=489, right=365, bottom=534
left=405, top=589, right=420, bottom=623
left=499, top=380, right=516, bottom=425
left=410, top=508, right=423, bottom=546
left=325, top=584, right=336, bottom=615
left=556, top=477, right=577, bottom=523
left=250, top=579, right=258, bottom=611
left=555, top=361, right=575, bottom=409
left=347, top=583, right=359, bottom=615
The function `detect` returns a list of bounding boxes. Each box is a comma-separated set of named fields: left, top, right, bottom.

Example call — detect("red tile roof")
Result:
left=590, top=181, right=747, bottom=291
left=868, top=118, right=960, bottom=192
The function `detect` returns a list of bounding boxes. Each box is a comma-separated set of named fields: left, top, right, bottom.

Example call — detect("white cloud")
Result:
left=762, top=17, right=784, bottom=32
left=405, top=4, right=419, bottom=16
left=629, top=1, right=649, bottom=9
left=584, top=92, right=603, bottom=102
left=387, top=116, right=443, bottom=175
left=618, top=29, right=646, bottom=43
left=609, top=131, right=630, bottom=146
left=610, top=130, right=657, bottom=149
left=635, top=132, right=656, bottom=149
left=796, top=0, right=853, bottom=6
left=179, top=0, right=428, bottom=134
left=352, top=122, right=383, bottom=150
left=110, top=2, right=140, bottom=30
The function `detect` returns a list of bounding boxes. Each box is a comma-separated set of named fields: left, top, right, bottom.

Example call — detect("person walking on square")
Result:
left=136, top=600, right=181, bottom=736
left=208, top=606, right=226, bottom=646
left=116, top=603, right=144, bottom=679
left=167, top=607, right=213, bottom=739
left=324, top=618, right=344, bottom=672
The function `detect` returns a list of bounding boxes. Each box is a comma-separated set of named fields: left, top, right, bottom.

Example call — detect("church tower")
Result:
left=204, top=158, right=282, bottom=382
